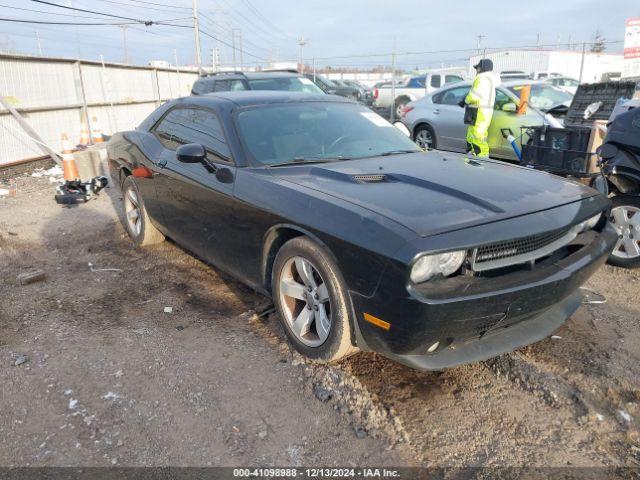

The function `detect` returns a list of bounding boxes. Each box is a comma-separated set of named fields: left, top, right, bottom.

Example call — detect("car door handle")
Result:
left=433, top=109, right=440, bottom=114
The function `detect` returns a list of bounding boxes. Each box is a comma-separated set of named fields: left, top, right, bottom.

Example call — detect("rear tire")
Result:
left=272, top=236, right=358, bottom=362
left=121, top=176, right=164, bottom=247
left=608, top=195, right=640, bottom=268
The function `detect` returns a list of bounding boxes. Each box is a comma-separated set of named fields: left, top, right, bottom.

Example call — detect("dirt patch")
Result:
left=1, top=172, right=639, bottom=468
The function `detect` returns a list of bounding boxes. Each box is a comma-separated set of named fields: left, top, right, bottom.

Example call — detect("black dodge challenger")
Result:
left=107, top=91, right=617, bottom=370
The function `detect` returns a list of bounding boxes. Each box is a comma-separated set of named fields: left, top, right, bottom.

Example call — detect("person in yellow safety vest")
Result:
left=460, top=59, right=501, bottom=158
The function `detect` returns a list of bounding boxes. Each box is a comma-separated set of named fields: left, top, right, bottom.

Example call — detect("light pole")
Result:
left=298, top=37, right=307, bottom=73
left=193, top=0, right=202, bottom=74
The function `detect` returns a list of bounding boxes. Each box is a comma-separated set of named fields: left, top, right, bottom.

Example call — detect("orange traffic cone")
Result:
left=91, top=116, right=104, bottom=143
left=61, top=133, right=79, bottom=181
left=79, top=121, right=90, bottom=145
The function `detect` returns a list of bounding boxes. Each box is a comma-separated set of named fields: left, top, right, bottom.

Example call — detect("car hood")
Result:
left=269, top=152, right=599, bottom=237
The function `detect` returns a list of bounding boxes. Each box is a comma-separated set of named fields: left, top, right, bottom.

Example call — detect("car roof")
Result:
left=196, top=71, right=303, bottom=82
left=190, top=90, right=351, bottom=107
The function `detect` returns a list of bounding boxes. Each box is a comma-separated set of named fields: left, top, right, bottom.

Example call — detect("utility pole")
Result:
left=390, top=37, right=397, bottom=122
left=232, top=29, right=238, bottom=70
left=238, top=30, right=244, bottom=72
left=578, top=42, right=586, bottom=83
left=174, top=49, right=182, bottom=95
left=312, top=57, right=316, bottom=82
left=119, top=25, right=129, bottom=64
left=192, top=0, right=202, bottom=74
left=476, top=34, right=485, bottom=55
left=298, top=37, right=307, bottom=73
left=35, top=31, right=43, bottom=56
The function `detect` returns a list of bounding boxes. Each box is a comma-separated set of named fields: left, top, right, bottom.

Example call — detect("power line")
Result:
left=123, top=0, right=190, bottom=10
left=30, top=0, right=149, bottom=23
left=239, top=0, right=293, bottom=40
left=92, top=0, right=187, bottom=15
left=298, top=39, right=625, bottom=62
left=0, top=2, right=125, bottom=20
left=0, top=17, right=138, bottom=26
left=198, top=12, right=272, bottom=54
left=158, top=21, right=269, bottom=62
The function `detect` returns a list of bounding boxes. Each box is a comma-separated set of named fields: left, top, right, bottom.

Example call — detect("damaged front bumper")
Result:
left=350, top=223, right=617, bottom=370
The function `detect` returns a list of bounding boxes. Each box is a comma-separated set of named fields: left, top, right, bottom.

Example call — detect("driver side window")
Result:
left=494, top=90, right=512, bottom=111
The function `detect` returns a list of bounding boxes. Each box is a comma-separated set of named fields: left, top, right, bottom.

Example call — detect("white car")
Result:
left=373, top=72, right=465, bottom=118
left=544, top=76, right=580, bottom=95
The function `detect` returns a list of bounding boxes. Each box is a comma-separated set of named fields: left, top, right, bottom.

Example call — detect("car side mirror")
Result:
left=502, top=102, right=517, bottom=113
left=176, top=143, right=206, bottom=163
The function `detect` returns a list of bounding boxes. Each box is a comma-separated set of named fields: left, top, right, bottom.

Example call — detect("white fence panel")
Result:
left=0, top=53, right=199, bottom=165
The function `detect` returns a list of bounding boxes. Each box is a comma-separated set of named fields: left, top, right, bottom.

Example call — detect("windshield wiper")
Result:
left=267, top=156, right=350, bottom=168
left=379, top=149, right=421, bottom=156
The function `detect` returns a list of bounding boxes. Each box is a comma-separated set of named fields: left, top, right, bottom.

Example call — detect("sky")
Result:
left=0, top=0, right=637, bottom=70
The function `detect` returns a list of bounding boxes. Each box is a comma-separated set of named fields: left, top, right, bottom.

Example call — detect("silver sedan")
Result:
left=400, top=80, right=573, bottom=161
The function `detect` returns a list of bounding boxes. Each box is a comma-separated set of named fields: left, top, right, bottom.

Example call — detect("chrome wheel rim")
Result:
left=124, top=187, right=142, bottom=237
left=395, top=103, right=406, bottom=118
left=611, top=205, right=640, bottom=259
left=278, top=256, right=331, bottom=347
left=416, top=129, right=433, bottom=149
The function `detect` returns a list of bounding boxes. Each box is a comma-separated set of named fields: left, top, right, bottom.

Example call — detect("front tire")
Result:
left=608, top=195, right=640, bottom=268
left=121, top=176, right=164, bottom=247
left=272, top=236, right=358, bottom=362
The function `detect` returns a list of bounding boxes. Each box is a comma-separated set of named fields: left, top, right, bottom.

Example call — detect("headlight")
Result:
left=410, top=250, right=466, bottom=283
left=574, top=213, right=602, bottom=234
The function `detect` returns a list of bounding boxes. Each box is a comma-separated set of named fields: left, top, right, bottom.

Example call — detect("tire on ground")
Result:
left=414, top=124, right=437, bottom=150
left=272, top=236, right=358, bottom=362
left=121, top=176, right=164, bottom=247
left=608, top=195, right=640, bottom=268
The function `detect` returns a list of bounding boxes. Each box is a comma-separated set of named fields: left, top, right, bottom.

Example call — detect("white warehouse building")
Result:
left=469, top=49, right=624, bottom=83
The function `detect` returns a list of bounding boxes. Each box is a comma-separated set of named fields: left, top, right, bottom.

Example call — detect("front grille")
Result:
left=353, top=174, right=387, bottom=183
left=471, top=227, right=576, bottom=271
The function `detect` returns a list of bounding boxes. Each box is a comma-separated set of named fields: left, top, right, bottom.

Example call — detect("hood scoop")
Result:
left=352, top=174, right=389, bottom=183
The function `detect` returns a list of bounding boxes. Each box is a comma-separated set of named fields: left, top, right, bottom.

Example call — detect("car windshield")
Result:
left=236, top=102, right=421, bottom=166
left=508, top=83, right=574, bottom=111
left=248, top=77, right=323, bottom=94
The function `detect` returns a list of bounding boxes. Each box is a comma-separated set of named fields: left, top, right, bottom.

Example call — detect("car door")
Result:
left=430, top=85, right=470, bottom=152
left=488, top=88, right=543, bottom=160
left=150, top=106, right=239, bottom=272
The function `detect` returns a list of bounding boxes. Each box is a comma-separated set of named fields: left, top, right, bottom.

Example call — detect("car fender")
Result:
left=261, top=223, right=338, bottom=291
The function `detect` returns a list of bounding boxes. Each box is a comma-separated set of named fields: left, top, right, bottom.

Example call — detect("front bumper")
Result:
left=350, top=224, right=616, bottom=370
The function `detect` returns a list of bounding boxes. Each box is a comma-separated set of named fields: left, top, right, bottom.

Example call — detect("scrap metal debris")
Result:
left=17, top=270, right=46, bottom=285
left=88, top=262, right=121, bottom=273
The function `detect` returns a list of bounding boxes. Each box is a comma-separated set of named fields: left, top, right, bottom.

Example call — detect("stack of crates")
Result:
left=521, top=81, right=638, bottom=177
left=521, top=126, right=593, bottom=176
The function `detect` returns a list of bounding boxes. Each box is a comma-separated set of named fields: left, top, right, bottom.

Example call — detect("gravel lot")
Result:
left=1, top=170, right=639, bottom=468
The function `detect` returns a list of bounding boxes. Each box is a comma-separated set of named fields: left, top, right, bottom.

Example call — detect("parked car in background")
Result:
left=304, top=74, right=360, bottom=102
left=339, top=79, right=374, bottom=105
left=499, top=70, right=531, bottom=81
left=107, top=91, right=615, bottom=370
left=544, top=76, right=580, bottom=95
left=373, top=72, right=465, bottom=118
left=401, top=80, right=574, bottom=160
left=530, top=71, right=562, bottom=80
left=191, top=71, right=324, bottom=95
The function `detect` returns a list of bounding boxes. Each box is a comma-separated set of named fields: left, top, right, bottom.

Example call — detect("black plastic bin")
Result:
left=564, top=81, right=637, bottom=127
left=521, top=125, right=594, bottom=176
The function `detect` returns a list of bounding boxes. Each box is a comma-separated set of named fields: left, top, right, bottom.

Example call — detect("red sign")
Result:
left=624, top=18, right=640, bottom=59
